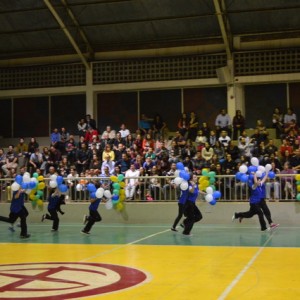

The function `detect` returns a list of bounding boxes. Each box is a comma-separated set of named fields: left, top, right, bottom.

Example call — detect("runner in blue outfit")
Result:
left=171, top=189, right=188, bottom=232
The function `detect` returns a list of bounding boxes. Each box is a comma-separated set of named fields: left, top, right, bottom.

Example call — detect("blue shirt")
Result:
left=187, top=184, right=199, bottom=203
left=10, top=191, right=25, bottom=213
left=48, top=194, right=60, bottom=210
left=89, top=198, right=101, bottom=211
left=249, top=184, right=264, bottom=204
left=178, top=189, right=188, bottom=204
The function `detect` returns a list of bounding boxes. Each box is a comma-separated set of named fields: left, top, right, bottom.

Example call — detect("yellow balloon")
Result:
left=110, top=176, right=118, bottom=182
left=297, top=185, right=300, bottom=192
left=119, top=189, right=125, bottom=196
left=119, top=182, right=125, bottom=188
left=296, top=174, right=300, bottom=181
left=29, top=194, right=36, bottom=201
left=37, top=199, right=43, bottom=206
left=199, top=176, right=207, bottom=183
left=38, top=182, right=45, bottom=190
left=116, top=202, right=124, bottom=211
left=37, top=175, right=44, bottom=182
left=119, top=194, right=126, bottom=201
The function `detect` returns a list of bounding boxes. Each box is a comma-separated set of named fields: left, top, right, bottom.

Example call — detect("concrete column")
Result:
left=86, top=68, right=96, bottom=120
left=227, top=83, right=245, bottom=118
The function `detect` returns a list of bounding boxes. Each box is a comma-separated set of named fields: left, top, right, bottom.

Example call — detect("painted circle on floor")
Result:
left=0, top=262, right=149, bottom=299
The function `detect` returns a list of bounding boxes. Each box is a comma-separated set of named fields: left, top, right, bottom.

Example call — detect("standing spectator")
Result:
left=139, top=114, right=152, bottom=136
left=86, top=114, right=97, bottom=130
left=50, top=128, right=61, bottom=147
left=177, top=112, right=189, bottom=138
left=280, top=162, right=296, bottom=199
left=187, top=111, right=199, bottom=142
left=266, top=162, right=281, bottom=201
left=0, top=148, right=6, bottom=176
left=152, top=114, right=167, bottom=141
left=215, top=108, right=232, bottom=138
left=77, top=118, right=87, bottom=137
left=200, top=122, right=211, bottom=139
left=2, top=145, right=18, bottom=177
left=272, top=107, right=283, bottom=139
left=75, top=143, right=90, bottom=174
left=232, top=110, right=246, bottom=140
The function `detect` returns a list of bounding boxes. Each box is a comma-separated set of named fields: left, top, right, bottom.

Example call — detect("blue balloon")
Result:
left=21, top=182, right=28, bottom=189
left=58, top=184, right=68, bottom=193
left=213, top=191, right=221, bottom=199
left=56, top=176, right=63, bottom=185
left=182, top=171, right=190, bottom=181
left=15, top=175, right=23, bottom=185
left=240, top=174, right=249, bottom=183
left=90, top=191, right=96, bottom=198
left=29, top=181, right=37, bottom=189
left=235, top=172, right=242, bottom=180
left=112, top=194, right=119, bottom=201
left=179, top=170, right=186, bottom=179
left=209, top=199, right=217, bottom=205
left=87, top=183, right=96, bottom=192
left=248, top=165, right=257, bottom=173
left=176, top=162, right=184, bottom=170
left=268, top=171, right=275, bottom=179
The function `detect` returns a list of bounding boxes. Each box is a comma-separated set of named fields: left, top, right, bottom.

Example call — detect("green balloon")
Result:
left=297, top=181, right=300, bottom=185
left=113, top=183, right=120, bottom=190
left=117, top=174, right=124, bottom=182
left=208, top=171, right=216, bottom=177
left=33, top=172, right=39, bottom=178
left=296, top=193, right=300, bottom=201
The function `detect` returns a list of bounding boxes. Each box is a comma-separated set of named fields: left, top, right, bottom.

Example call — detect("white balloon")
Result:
left=205, top=194, right=213, bottom=203
left=96, top=187, right=104, bottom=198
left=30, top=177, right=38, bottom=184
left=25, top=189, right=32, bottom=195
left=49, top=180, right=58, bottom=188
left=258, top=165, right=265, bottom=173
left=11, top=182, right=20, bottom=191
left=76, top=183, right=83, bottom=191
left=105, top=199, right=113, bottom=210
left=67, top=174, right=73, bottom=178
left=265, top=164, right=272, bottom=172
left=180, top=181, right=188, bottom=191
left=256, top=170, right=262, bottom=178
left=206, top=187, right=213, bottom=194
left=50, top=174, right=57, bottom=181
left=251, top=157, right=259, bottom=166
left=104, top=190, right=112, bottom=199
left=174, top=170, right=180, bottom=177
left=239, top=165, right=248, bottom=174
left=174, top=177, right=183, bottom=185
left=23, top=174, right=31, bottom=183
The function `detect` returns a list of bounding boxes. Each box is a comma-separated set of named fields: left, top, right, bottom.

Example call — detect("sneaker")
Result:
left=81, top=230, right=90, bottom=235
left=232, top=213, right=237, bottom=222
left=261, top=227, right=271, bottom=232
left=171, top=227, right=178, bottom=232
left=20, top=234, right=31, bottom=239
left=16, top=223, right=21, bottom=228
left=270, top=223, right=279, bottom=229
left=83, top=215, right=88, bottom=225
left=239, top=217, right=243, bottom=223
left=41, top=214, right=46, bottom=222
left=8, top=224, right=15, bottom=232
left=51, top=229, right=58, bottom=232
left=180, top=223, right=185, bottom=229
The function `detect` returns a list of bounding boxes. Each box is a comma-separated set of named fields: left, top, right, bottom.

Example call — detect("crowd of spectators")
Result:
left=0, top=108, right=300, bottom=200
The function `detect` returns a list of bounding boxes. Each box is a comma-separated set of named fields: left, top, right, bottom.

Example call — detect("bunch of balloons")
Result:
left=48, top=175, right=68, bottom=193
left=11, top=172, right=46, bottom=210
left=235, top=157, right=275, bottom=185
left=173, top=162, right=190, bottom=191
left=295, top=174, right=300, bottom=201
left=199, top=169, right=221, bottom=205
left=109, top=174, right=126, bottom=211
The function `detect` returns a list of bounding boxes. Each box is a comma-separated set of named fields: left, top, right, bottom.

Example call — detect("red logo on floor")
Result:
left=0, top=262, right=149, bottom=299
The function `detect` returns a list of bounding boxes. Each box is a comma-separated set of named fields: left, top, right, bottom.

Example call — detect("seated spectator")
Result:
left=226, top=141, right=239, bottom=162
left=84, top=127, right=99, bottom=144
left=183, top=155, right=194, bottom=172
left=15, top=138, right=28, bottom=167
left=265, top=153, right=282, bottom=171
left=50, top=128, right=61, bottom=148
left=139, top=114, right=153, bottom=136
left=283, top=120, right=299, bottom=139
left=142, top=133, right=155, bottom=152
left=265, top=139, right=278, bottom=157
left=173, top=131, right=187, bottom=149
left=28, top=148, right=43, bottom=175
left=112, top=132, right=125, bottom=150
left=162, top=163, right=178, bottom=200
left=290, top=148, right=300, bottom=173
left=279, top=139, right=293, bottom=158
left=195, top=129, right=207, bottom=151
left=2, top=145, right=18, bottom=177
left=272, top=107, right=283, bottom=139
left=75, top=143, right=91, bottom=174
left=256, top=119, right=268, bottom=135
left=280, top=162, right=296, bottom=199
left=177, top=112, right=189, bottom=138
left=89, top=154, right=102, bottom=171
left=181, top=140, right=196, bottom=160
left=168, top=141, right=181, bottom=164
left=77, top=118, right=87, bottom=137
left=201, top=142, right=214, bottom=163
left=101, top=154, right=115, bottom=175
left=119, top=123, right=130, bottom=139
left=143, top=156, right=156, bottom=175
left=124, top=164, right=140, bottom=200
left=218, top=130, right=231, bottom=149
left=0, top=148, right=6, bottom=176
left=144, top=147, right=157, bottom=161
left=192, top=151, right=206, bottom=174
left=222, top=153, right=236, bottom=173
left=124, top=134, right=135, bottom=149
left=208, top=129, right=217, bottom=147
left=115, top=153, right=130, bottom=175
left=286, top=129, right=298, bottom=149
left=213, top=140, right=225, bottom=163
left=27, top=137, right=39, bottom=159
left=155, top=141, right=169, bottom=161
left=65, top=136, right=77, bottom=164
left=232, top=110, right=246, bottom=140
left=200, top=122, right=211, bottom=139
left=250, top=128, right=268, bottom=146
left=238, top=137, right=254, bottom=159
left=102, top=144, right=115, bottom=162
left=86, top=114, right=97, bottom=130
left=283, top=107, right=297, bottom=125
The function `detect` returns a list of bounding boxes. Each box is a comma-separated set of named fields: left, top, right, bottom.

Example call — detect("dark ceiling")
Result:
left=1, top=0, right=300, bottom=65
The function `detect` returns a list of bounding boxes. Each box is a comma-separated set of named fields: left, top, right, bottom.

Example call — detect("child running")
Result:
left=0, top=187, right=30, bottom=238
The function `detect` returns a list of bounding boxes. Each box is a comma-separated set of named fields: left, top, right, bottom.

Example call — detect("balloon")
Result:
left=90, top=192, right=96, bottom=198
left=95, top=188, right=104, bottom=198
left=58, top=184, right=68, bottom=193
left=37, top=175, right=44, bottom=182
left=239, top=165, right=248, bottom=174
left=112, top=194, right=119, bottom=201
left=116, top=202, right=124, bottom=211
left=25, top=189, right=32, bottom=195
left=50, top=174, right=57, bottom=181
left=180, top=181, right=188, bottom=191
left=251, top=157, right=259, bottom=166
left=117, top=174, right=124, bottom=182
left=174, top=170, right=180, bottom=177
left=206, top=187, right=213, bottom=194
left=235, top=172, right=242, bottom=180
left=112, top=183, right=120, bottom=190
left=265, top=164, right=272, bottom=172
left=199, top=176, right=207, bottom=183
left=21, top=182, right=28, bottom=189
left=209, top=199, right=217, bottom=205
left=296, top=174, right=300, bottom=181
left=119, top=182, right=125, bottom=188
left=37, top=182, right=45, bottom=190
left=105, top=199, right=113, bottom=209
left=240, top=174, right=249, bottom=183
left=30, top=177, right=38, bottom=184
left=87, top=183, right=96, bottom=192
left=213, top=190, right=221, bottom=199
left=205, top=194, right=213, bottom=203
left=255, top=170, right=262, bottom=178
left=104, top=190, right=112, bottom=199
left=110, top=175, right=118, bottom=182
left=297, top=185, right=300, bottom=192
left=209, top=177, right=215, bottom=184
left=49, top=180, right=58, bottom=188
left=37, top=190, right=43, bottom=197
left=23, top=174, right=30, bottom=183
left=297, top=193, right=300, bottom=201
left=33, top=172, right=39, bottom=178
left=268, top=171, right=275, bottom=179
left=176, top=162, right=184, bottom=170
left=208, top=171, right=216, bottom=177
left=11, top=182, right=20, bottom=191
left=248, top=165, right=257, bottom=173
left=258, top=165, right=265, bottom=173
left=56, top=176, right=63, bottom=185
left=202, top=169, right=209, bottom=176
left=174, top=177, right=183, bottom=185
left=113, top=189, right=120, bottom=195
left=29, top=181, right=37, bottom=189
left=15, top=175, right=23, bottom=185
left=76, top=183, right=83, bottom=191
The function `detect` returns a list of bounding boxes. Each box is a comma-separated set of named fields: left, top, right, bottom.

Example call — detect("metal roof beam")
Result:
left=43, top=0, right=90, bottom=70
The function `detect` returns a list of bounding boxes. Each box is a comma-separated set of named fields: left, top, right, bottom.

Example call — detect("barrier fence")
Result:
left=0, top=174, right=298, bottom=203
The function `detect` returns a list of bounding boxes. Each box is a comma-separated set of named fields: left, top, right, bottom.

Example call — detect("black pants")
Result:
left=183, top=201, right=202, bottom=235
left=83, top=210, right=102, bottom=233
left=260, top=199, right=273, bottom=225
left=172, top=203, right=185, bottom=229
left=0, top=206, right=29, bottom=236
left=235, top=203, right=267, bottom=231
left=45, top=209, right=59, bottom=230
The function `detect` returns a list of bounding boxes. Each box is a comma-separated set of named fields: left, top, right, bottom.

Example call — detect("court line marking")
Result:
left=217, top=231, right=274, bottom=300
left=79, top=228, right=171, bottom=262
